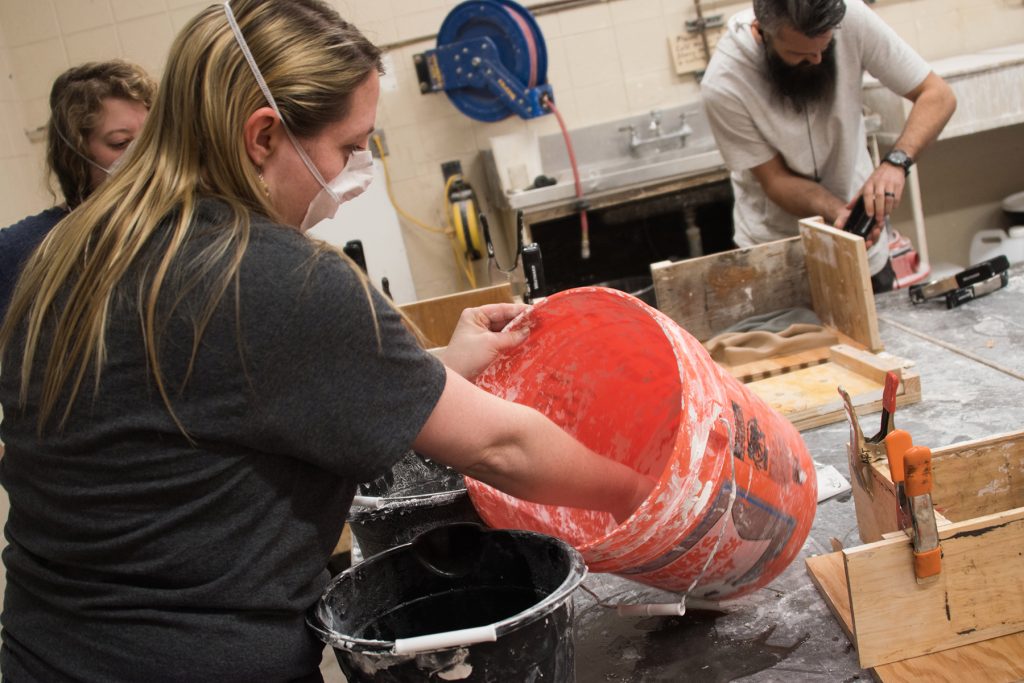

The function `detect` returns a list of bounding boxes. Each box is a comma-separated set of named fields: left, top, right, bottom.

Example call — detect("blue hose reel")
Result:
left=414, top=0, right=552, bottom=122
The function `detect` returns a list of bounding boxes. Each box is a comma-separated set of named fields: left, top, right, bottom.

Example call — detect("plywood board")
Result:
left=746, top=362, right=879, bottom=418
left=651, top=223, right=882, bottom=351
left=725, top=346, right=833, bottom=383
left=844, top=507, right=1024, bottom=668
left=849, top=430, right=1023, bottom=543
left=743, top=345, right=920, bottom=432
left=399, top=283, right=514, bottom=349
left=849, top=456, right=903, bottom=544
left=333, top=524, right=352, bottom=557
left=799, top=218, right=883, bottom=351
left=651, top=237, right=810, bottom=342
left=930, top=431, right=1024, bottom=523
left=806, top=552, right=1024, bottom=683
left=649, top=225, right=903, bottom=431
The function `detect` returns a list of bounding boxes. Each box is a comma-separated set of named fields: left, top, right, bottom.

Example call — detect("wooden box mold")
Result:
left=806, top=429, right=1024, bottom=681
left=651, top=218, right=920, bottom=431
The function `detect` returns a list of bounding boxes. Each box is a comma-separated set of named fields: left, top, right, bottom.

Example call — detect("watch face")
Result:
left=887, top=150, right=912, bottom=169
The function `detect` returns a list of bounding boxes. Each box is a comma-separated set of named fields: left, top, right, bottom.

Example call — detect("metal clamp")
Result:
left=909, top=254, right=1009, bottom=304
left=944, top=270, right=1010, bottom=309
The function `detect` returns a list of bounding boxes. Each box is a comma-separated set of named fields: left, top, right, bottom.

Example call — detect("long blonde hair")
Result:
left=0, top=0, right=382, bottom=434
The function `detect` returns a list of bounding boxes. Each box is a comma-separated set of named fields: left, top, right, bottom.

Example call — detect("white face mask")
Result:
left=223, top=2, right=374, bottom=231
left=300, top=149, right=374, bottom=231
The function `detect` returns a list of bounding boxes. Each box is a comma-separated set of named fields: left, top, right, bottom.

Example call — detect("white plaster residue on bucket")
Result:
left=346, top=650, right=414, bottom=678
left=690, top=480, right=715, bottom=514
left=434, top=651, right=473, bottom=681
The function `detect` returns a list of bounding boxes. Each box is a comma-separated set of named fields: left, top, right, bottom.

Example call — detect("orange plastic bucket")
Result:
left=466, top=287, right=816, bottom=600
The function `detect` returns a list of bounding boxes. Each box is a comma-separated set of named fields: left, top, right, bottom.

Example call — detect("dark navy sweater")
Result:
left=0, top=206, right=69, bottom=322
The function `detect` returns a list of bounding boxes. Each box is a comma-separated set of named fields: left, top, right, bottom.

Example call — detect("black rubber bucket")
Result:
left=348, top=452, right=484, bottom=559
left=308, top=523, right=586, bottom=682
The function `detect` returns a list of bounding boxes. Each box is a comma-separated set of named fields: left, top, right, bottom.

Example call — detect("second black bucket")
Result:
left=308, top=523, right=586, bottom=682
left=348, top=451, right=483, bottom=559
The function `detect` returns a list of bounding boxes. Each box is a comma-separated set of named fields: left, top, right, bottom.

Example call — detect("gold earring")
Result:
left=258, top=172, right=271, bottom=198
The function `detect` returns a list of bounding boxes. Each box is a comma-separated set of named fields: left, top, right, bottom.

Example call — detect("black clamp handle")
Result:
left=944, top=270, right=1010, bottom=309
left=909, top=255, right=1009, bottom=304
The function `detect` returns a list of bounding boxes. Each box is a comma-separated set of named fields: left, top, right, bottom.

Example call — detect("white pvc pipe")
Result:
left=616, top=602, right=686, bottom=617
left=907, top=165, right=929, bottom=266
left=615, top=597, right=722, bottom=618
left=393, top=625, right=498, bottom=655
left=900, top=98, right=931, bottom=268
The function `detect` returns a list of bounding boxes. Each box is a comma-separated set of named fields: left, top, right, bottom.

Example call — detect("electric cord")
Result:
left=372, top=133, right=478, bottom=288
left=372, top=134, right=447, bottom=235
left=479, top=210, right=525, bottom=274
left=443, top=173, right=478, bottom=288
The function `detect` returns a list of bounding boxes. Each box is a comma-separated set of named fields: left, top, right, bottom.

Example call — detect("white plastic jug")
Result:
left=970, top=227, right=1024, bottom=266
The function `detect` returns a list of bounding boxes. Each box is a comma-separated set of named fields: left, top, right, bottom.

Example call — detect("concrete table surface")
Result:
left=875, top=262, right=1024, bottom=378
left=570, top=267, right=1024, bottom=682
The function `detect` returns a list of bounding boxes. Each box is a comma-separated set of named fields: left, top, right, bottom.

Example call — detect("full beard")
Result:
left=763, top=37, right=838, bottom=111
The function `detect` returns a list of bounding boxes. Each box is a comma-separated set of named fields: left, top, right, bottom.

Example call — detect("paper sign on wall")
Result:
left=669, top=27, right=725, bottom=75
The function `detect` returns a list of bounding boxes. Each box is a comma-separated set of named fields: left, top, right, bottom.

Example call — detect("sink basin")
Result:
left=487, top=103, right=726, bottom=212
left=505, top=145, right=724, bottom=210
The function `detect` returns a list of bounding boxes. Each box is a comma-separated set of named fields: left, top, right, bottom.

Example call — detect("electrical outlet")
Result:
left=440, top=160, right=463, bottom=180
left=371, top=129, right=388, bottom=158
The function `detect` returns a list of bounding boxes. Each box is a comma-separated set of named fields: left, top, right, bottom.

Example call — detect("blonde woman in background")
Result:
left=0, top=1, right=652, bottom=680
left=0, top=60, right=155, bottom=320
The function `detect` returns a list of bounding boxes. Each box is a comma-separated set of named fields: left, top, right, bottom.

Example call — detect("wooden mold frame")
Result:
left=806, top=430, right=1024, bottom=680
left=650, top=218, right=919, bottom=431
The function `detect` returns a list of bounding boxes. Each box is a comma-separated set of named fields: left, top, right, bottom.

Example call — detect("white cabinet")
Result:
left=307, top=160, right=418, bottom=304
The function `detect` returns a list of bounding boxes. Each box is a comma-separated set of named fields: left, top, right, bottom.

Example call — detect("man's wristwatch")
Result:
left=883, top=148, right=914, bottom=175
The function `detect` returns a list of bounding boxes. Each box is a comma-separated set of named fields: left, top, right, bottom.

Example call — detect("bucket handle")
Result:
left=351, top=492, right=462, bottom=509
left=613, top=596, right=721, bottom=617
left=616, top=602, right=686, bottom=617
left=393, top=624, right=498, bottom=655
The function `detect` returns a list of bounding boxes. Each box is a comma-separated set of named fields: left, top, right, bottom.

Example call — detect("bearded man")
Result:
left=700, top=0, right=955, bottom=292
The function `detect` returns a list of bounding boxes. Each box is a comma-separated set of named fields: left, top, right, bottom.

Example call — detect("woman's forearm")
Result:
left=414, top=368, right=653, bottom=523
left=461, top=401, right=652, bottom=523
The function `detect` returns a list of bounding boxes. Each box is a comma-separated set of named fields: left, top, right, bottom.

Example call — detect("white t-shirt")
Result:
left=700, top=0, right=930, bottom=274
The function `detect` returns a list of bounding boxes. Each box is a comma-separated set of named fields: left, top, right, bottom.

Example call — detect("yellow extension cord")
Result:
left=372, top=133, right=478, bottom=288
left=447, top=181, right=485, bottom=265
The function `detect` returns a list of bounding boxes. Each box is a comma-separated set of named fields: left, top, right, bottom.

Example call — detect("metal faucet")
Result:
left=620, top=112, right=693, bottom=154
left=648, top=110, right=662, bottom=134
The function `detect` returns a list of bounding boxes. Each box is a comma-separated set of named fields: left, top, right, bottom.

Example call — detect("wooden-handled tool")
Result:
left=870, top=371, right=900, bottom=443
left=903, top=445, right=942, bottom=583
left=838, top=386, right=873, bottom=494
left=883, top=429, right=912, bottom=529
left=840, top=371, right=902, bottom=498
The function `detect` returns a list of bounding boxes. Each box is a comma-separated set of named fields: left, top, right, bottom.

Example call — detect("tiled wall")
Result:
left=0, top=0, right=209, bottom=224
left=1, top=0, right=1023, bottom=296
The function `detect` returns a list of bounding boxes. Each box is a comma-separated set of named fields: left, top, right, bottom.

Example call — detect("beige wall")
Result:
left=0, top=0, right=209, bottom=223
left=0, top=0, right=1022, bottom=295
